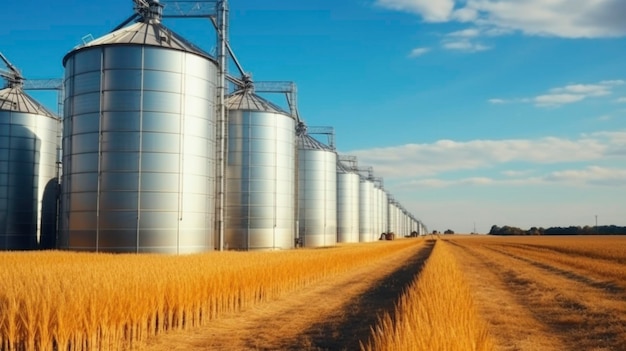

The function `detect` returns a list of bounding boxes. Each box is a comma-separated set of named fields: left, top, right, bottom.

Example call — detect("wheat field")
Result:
left=2, top=235, right=625, bottom=350
left=362, top=238, right=495, bottom=351
left=0, top=240, right=422, bottom=351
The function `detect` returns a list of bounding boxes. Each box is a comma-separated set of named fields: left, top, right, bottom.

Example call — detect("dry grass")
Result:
left=446, top=235, right=626, bottom=350
left=361, top=239, right=495, bottom=351
left=0, top=239, right=421, bottom=351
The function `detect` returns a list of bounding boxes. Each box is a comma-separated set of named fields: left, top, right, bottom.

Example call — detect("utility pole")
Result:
left=595, top=215, right=598, bottom=234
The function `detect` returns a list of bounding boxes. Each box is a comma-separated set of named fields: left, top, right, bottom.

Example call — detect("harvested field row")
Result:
left=446, top=236, right=626, bottom=351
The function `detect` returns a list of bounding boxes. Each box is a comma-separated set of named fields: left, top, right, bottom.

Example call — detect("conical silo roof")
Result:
left=226, top=89, right=289, bottom=114
left=0, top=87, right=57, bottom=117
left=63, top=19, right=212, bottom=64
left=298, top=134, right=333, bottom=151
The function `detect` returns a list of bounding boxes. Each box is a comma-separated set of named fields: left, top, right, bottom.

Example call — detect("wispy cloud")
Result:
left=400, top=166, right=626, bottom=188
left=616, top=97, right=626, bottom=103
left=490, top=80, right=625, bottom=107
left=446, top=28, right=481, bottom=38
left=348, top=131, right=626, bottom=180
left=375, top=0, right=454, bottom=22
left=441, top=39, right=490, bottom=52
left=501, top=170, right=534, bottom=177
left=545, top=166, right=626, bottom=186
left=376, top=0, right=626, bottom=38
left=408, top=47, right=431, bottom=57
left=441, top=29, right=491, bottom=52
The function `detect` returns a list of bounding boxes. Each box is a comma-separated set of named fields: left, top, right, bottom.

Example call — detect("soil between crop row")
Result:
left=144, top=240, right=433, bottom=351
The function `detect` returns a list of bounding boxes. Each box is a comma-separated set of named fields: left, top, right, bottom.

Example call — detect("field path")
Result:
left=446, top=238, right=626, bottom=351
left=145, top=240, right=434, bottom=351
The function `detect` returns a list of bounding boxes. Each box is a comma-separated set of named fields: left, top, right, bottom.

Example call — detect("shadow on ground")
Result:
left=289, top=239, right=436, bottom=351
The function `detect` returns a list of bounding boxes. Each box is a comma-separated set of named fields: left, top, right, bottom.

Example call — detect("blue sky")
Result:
left=2, top=0, right=625, bottom=233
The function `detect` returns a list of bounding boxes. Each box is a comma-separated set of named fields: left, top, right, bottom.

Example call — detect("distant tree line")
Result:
left=489, top=225, right=626, bottom=236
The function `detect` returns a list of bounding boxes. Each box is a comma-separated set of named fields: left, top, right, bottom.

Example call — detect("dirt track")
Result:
left=145, top=240, right=434, bottom=351
left=446, top=237, right=626, bottom=351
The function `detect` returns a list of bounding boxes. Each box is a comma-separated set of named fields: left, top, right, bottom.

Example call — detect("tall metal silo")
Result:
left=298, top=134, right=337, bottom=247
left=388, top=200, right=399, bottom=236
left=371, top=180, right=380, bottom=240
left=380, top=189, right=389, bottom=237
left=224, top=89, right=297, bottom=250
left=0, top=55, right=60, bottom=250
left=59, top=2, right=217, bottom=253
left=336, top=155, right=359, bottom=243
left=359, top=176, right=375, bottom=242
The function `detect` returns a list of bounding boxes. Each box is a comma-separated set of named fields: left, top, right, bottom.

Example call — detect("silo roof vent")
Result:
left=136, top=0, right=164, bottom=23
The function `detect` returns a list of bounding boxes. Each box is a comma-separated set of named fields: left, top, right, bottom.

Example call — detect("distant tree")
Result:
left=489, top=224, right=625, bottom=236
left=444, top=229, right=454, bottom=234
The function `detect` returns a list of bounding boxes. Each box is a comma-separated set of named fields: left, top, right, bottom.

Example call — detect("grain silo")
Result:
left=224, top=88, right=297, bottom=250
left=379, top=188, right=389, bottom=237
left=0, top=54, right=60, bottom=250
left=388, top=199, right=399, bottom=236
left=59, top=1, right=217, bottom=253
left=336, top=155, right=359, bottom=243
left=298, top=133, right=337, bottom=247
left=358, top=173, right=375, bottom=242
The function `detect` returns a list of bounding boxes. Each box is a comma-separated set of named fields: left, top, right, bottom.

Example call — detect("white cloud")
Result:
left=545, top=166, right=626, bottom=186
left=442, top=39, right=490, bottom=52
left=550, top=83, right=617, bottom=96
left=616, top=97, right=626, bottom=103
left=501, top=170, right=534, bottom=177
left=534, top=93, right=585, bottom=107
left=399, top=166, right=626, bottom=188
left=378, top=0, right=626, bottom=38
left=452, top=7, right=479, bottom=22
left=439, top=28, right=491, bottom=52
left=408, top=47, right=431, bottom=57
left=465, top=0, right=626, bottom=38
left=490, top=80, right=625, bottom=107
left=447, top=28, right=481, bottom=38
left=375, top=0, right=455, bottom=22
left=348, top=131, right=626, bottom=179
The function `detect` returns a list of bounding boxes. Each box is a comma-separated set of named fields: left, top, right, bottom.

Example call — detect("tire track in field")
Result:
left=445, top=240, right=567, bottom=351
left=144, top=240, right=432, bottom=351
left=479, top=244, right=626, bottom=350
left=292, top=239, right=435, bottom=351
left=490, top=244, right=625, bottom=295
left=506, top=242, right=626, bottom=265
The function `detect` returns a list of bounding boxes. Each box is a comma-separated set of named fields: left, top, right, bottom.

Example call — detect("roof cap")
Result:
left=0, top=87, right=57, bottom=117
left=64, top=20, right=212, bottom=64
left=226, top=89, right=290, bottom=115
left=298, top=134, right=334, bottom=151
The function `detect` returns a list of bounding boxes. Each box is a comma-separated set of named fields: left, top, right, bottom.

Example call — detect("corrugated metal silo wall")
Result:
left=298, top=146, right=337, bottom=247
left=387, top=203, right=395, bottom=235
left=59, top=46, right=217, bottom=253
left=371, top=186, right=380, bottom=240
left=0, top=107, right=59, bottom=249
left=358, top=179, right=374, bottom=242
left=225, top=109, right=296, bottom=250
left=336, top=171, right=359, bottom=243
left=375, top=187, right=385, bottom=237
left=381, top=190, right=388, bottom=235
